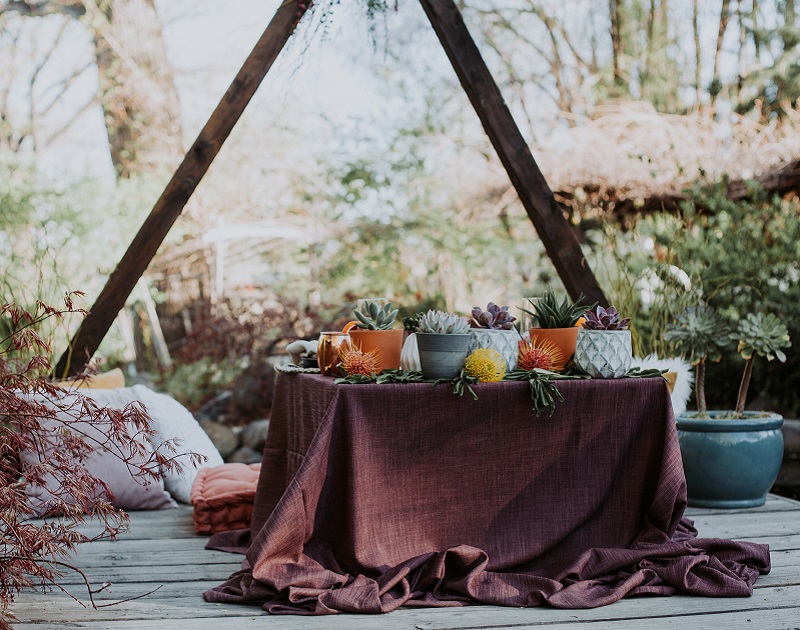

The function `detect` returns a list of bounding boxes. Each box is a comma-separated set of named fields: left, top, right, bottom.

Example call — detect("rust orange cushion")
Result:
left=190, top=463, right=261, bottom=534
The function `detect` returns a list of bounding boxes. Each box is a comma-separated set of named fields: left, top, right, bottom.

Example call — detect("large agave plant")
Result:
left=417, top=310, right=471, bottom=334
left=520, top=290, right=597, bottom=329
left=732, top=313, right=791, bottom=413
left=665, top=305, right=731, bottom=413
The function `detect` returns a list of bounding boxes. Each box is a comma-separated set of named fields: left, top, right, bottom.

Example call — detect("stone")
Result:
left=198, top=418, right=239, bottom=459
left=195, top=391, right=233, bottom=422
left=241, top=419, right=270, bottom=452
left=227, top=446, right=263, bottom=465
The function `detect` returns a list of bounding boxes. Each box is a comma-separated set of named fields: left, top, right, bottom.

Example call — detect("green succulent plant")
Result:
left=665, top=305, right=732, bottom=413
left=353, top=301, right=398, bottom=330
left=520, top=290, right=597, bottom=329
left=666, top=306, right=792, bottom=416
left=417, top=310, right=471, bottom=334
left=732, top=313, right=791, bottom=414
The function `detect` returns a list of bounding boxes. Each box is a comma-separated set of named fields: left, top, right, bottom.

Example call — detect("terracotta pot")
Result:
left=528, top=327, right=579, bottom=371
left=347, top=329, right=404, bottom=373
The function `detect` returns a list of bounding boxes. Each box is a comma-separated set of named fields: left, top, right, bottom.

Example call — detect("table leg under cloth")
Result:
left=204, top=374, right=770, bottom=614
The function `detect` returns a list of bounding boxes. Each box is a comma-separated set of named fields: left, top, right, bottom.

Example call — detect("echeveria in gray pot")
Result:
left=415, top=310, right=472, bottom=380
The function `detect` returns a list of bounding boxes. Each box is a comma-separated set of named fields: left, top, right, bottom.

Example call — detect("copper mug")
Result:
left=317, top=331, right=350, bottom=376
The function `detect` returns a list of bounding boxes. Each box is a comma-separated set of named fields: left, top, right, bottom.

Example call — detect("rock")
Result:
left=196, top=391, right=233, bottom=422
left=198, top=419, right=239, bottom=459
left=231, top=364, right=276, bottom=419
left=241, top=419, right=270, bottom=452
left=227, top=446, right=262, bottom=465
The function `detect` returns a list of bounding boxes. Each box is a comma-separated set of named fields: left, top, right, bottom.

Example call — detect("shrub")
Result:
left=0, top=294, right=198, bottom=626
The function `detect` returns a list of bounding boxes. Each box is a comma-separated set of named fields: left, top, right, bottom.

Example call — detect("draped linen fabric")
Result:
left=204, top=374, right=769, bottom=614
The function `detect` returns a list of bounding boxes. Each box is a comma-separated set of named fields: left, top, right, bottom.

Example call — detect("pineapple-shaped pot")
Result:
left=467, top=303, right=521, bottom=370
left=574, top=306, right=633, bottom=378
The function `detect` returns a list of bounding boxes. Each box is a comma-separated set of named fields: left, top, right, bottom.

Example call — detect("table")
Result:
left=204, top=373, right=770, bottom=614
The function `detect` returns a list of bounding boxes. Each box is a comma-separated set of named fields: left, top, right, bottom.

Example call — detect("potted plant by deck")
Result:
left=346, top=300, right=403, bottom=373
left=666, top=306, right=792, bottom=508
left=468, top=303, right=522, bottom=371
left=574, top=305, right=633, bottom=378
left=415, top=310, right=472, bottom=380
left=520, top=290, right=597, bottom=371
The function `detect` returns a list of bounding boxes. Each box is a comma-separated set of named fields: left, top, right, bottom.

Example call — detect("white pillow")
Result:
left=131, top=385, right=224, bottom=503
left=80, top=386, right=224, bottom=504
left=21, top=391, right=177, bottom=515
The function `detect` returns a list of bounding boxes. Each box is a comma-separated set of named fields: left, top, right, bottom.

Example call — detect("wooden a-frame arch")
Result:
left=56, top=0, right=608, bottom=377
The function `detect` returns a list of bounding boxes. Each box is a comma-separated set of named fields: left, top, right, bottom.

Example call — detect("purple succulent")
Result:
left=582, top=305, right=631, bottom=331
left=470, top=302, right=516, bottom=330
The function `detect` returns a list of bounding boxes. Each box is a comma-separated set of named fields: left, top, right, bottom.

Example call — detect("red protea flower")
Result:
left=517, top=338, right=564, bottom=372
left=338, top=343, right=381, bottom=377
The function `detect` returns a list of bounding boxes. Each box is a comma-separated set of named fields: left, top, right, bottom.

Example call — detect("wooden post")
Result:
left=418, top=0, right=607, bottom=306
left=55, top=0, right=307, bottom=377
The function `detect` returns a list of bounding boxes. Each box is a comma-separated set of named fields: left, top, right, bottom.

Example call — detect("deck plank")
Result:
left=11, top=496, right=800, bottom=629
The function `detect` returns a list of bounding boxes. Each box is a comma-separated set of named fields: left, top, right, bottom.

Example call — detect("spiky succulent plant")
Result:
left=520, top=290, right=597, bottom=329
left=664, top=305, right=731, bottom=414
left=417, top=310, right=471, bottom=334
left=353, top=300, right=399, bottom=330
left=732, top=312, right=791, bottom=414
left=581, top=305, right=631, bottom=330
left=470, top=302, right=516, bottom=330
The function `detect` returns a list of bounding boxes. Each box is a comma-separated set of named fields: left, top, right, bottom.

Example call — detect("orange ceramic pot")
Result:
left=346, top=329, right=404, bottom=373
left=528, top=327, right=579, bottom=371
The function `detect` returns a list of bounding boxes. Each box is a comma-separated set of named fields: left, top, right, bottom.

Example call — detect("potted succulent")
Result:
left=574, top=305, right=633, bottom=378
left=415, top=310, right=472, bottom=380
left=468, top=303, right=522, bottom=370
left=519, top=290, right=597, bottom=371
left=666, top=306, right=792, bottom=508
left=345, top=300, right=403, bottom=373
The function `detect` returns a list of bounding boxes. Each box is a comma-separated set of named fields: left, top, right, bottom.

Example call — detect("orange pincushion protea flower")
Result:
left=338, top=342, right=381, bottom=377
left=517, top=338, right=565, bottom=372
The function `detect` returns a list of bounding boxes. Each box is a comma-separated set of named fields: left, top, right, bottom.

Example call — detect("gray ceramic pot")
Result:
left=574, top=329, right=632, bottom=378
left=468, top=328, right=521, bottom=371
left=676, top=411, right=784, bottom=508
left=416, top=333, right=471, bottom=380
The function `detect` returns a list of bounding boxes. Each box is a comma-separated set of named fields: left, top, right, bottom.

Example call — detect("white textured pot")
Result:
left=468, top=328, right=521, bottom=370
left=574, top=329, right=632, bottom=378
left=400, top=333, right=421, bottom=372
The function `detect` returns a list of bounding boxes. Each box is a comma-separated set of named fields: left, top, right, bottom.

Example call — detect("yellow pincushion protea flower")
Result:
left=338, top=343, right=381, bottom=376
left=464, top=348, right=506, bottom=382
left=517, top=338, right=564, bottom=372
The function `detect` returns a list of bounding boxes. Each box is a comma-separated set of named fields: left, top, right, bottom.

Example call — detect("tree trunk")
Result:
left=710, top=0, right=731, bottom=105
left=90, top=0, right=183, bottom=178
left=736, top=356, right=755, bottom=414
left=696, top=361, right=707, bottom=414
left=693, top=0, right=701, bottom=108
left=608, top=0, right=626, bottom=93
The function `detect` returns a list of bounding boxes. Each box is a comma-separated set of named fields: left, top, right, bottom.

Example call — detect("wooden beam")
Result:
left=55, top=0, right=307, bottom=377
left=418, top=0, right=608, bottom=306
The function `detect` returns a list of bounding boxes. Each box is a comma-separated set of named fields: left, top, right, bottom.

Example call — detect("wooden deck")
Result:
left=11, top=495, right=800, bottom=629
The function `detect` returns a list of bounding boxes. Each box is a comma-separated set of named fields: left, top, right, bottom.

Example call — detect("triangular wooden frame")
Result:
left=56, top=0, right=607, bottom=377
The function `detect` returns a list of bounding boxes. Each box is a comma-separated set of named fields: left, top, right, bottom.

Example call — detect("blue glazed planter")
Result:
left=676, top=411, right=784, bottom=508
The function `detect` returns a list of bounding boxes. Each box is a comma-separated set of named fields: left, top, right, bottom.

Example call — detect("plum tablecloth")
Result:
left=204, top=373, right=770, bottom=614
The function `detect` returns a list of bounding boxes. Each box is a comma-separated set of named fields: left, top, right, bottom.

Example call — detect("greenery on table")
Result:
left=334, top=366, right=667, bottom=417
